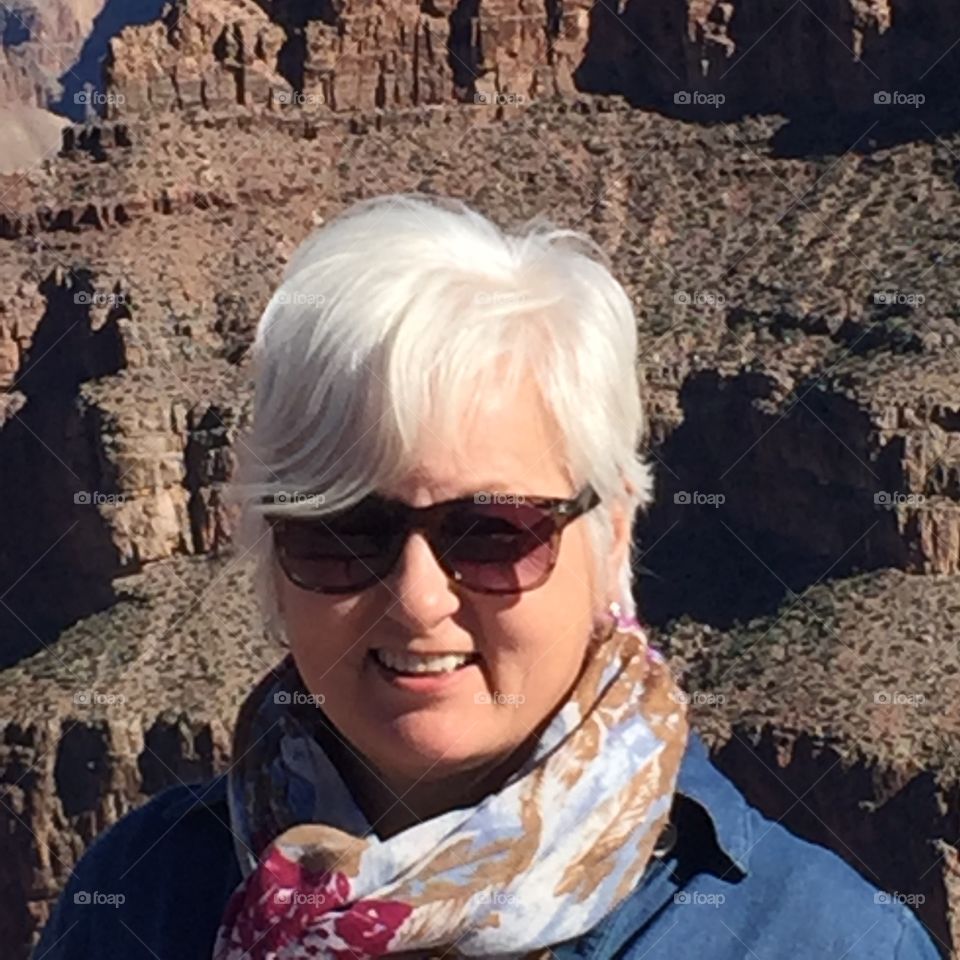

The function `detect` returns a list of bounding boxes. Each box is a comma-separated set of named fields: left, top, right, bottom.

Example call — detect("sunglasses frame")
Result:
left=263, top=484, right=602, bottom=596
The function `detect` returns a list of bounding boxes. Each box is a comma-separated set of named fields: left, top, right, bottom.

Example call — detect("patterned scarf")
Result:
left=214, top=614, right=689, bottom=960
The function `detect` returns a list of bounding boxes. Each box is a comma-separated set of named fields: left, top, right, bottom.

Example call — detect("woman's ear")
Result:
left=604, top=474, right=637, bottom=604
left=606, top=498, right=633, bottom=603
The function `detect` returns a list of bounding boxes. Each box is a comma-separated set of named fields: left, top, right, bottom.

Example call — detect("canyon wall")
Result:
left=0, top=1, right=106, bottom=107
left=98, top=0, right=960, bottom=126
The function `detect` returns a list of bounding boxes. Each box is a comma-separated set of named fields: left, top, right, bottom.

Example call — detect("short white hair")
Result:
left=226, top=193, right=654, bottom=641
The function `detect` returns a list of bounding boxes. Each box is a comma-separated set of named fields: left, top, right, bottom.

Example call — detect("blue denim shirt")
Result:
left=32, top=730, right=941, bottom=959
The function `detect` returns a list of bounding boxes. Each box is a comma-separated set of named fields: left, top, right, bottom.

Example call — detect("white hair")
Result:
left=225, top=193, right=654, bottom=642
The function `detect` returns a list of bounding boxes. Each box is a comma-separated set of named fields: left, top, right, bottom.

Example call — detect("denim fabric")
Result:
left=32, top=731, right=942, bottom=959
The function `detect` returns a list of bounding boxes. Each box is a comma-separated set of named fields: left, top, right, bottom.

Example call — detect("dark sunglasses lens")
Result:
left=274, top=500, right=399, bottom=591
left=441, top=501, right=559, bottom=592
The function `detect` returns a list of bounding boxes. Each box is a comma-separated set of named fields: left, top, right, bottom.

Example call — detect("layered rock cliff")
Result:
left=97, top=0, right=960, bottom=129
left=0, top=1, right=106, bottom=108
left=0, top=0, right=103, bottom=171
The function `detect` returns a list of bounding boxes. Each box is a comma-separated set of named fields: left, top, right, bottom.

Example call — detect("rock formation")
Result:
left=96, top=0, right=960, bottom=127
left=0, top=1, right=105, bottom=172
left=0, top=1, right=107, bottom=108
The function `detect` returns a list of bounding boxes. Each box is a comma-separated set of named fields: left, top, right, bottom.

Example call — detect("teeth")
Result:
left=374, top=649, right=474, bottom=674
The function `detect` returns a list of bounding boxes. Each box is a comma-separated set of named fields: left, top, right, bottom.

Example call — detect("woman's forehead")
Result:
left=426, top=377, right=560, bottom=452
left=376, top=371, right=573, bottom=499
left=383, top=449, right=572, bottom=504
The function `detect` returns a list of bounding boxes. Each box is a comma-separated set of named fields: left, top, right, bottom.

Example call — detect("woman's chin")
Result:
left=372, top=713, right=507, bottom=779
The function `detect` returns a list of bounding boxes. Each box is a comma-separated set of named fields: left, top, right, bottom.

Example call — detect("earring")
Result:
left=590, top=601, right=619, bottom=650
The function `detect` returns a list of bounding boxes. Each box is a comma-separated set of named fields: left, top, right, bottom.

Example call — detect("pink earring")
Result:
left=609, top=599, right=644, bottom=633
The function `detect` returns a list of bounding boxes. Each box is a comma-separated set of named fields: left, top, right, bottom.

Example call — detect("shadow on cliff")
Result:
left=572, top=0, right=960, bottom=153
left=0, top=270, right=127, bottom=668
left=710, top=728, right=955, bottom=956
left=249, top=0, right=340, bottom=95
left=51, top=0, right=166, bottom=121
left=634, top=369, right=908, bottom=630
left=0, top=7, right=33, bottom=47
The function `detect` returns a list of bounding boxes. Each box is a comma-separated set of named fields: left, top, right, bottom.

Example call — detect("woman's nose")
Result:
left=382, top=530, right=460, bottom=629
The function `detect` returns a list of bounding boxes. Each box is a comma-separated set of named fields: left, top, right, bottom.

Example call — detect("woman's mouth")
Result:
left=368, top=648, right=483, bottom=696
left=371, top=648, right=480, bottom=676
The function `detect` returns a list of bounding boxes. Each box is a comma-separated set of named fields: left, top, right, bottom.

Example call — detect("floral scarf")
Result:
left=213, top=614, right=689, bottom=960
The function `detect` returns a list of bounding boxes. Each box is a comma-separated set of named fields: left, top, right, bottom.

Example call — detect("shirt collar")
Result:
left=547, top=728, right=753, bottom=960
left=675, top=728, right=753, bottom=874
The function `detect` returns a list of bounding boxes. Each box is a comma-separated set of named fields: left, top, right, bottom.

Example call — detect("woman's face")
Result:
left=275, top=374, right=631, bottom=787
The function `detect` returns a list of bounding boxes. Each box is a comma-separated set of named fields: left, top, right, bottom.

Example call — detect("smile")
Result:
left=372, top=649, right=480, bottom=676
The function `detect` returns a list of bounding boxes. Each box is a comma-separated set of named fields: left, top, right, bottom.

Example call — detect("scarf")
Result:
left=213, top=614, right=689, bottom=960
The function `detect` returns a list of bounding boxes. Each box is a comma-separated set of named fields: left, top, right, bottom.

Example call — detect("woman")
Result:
left=34, top=194, right=939, bottom=959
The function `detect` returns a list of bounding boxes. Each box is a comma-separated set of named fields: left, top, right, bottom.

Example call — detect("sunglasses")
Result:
left=262, top=485, right=601, bottom=595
